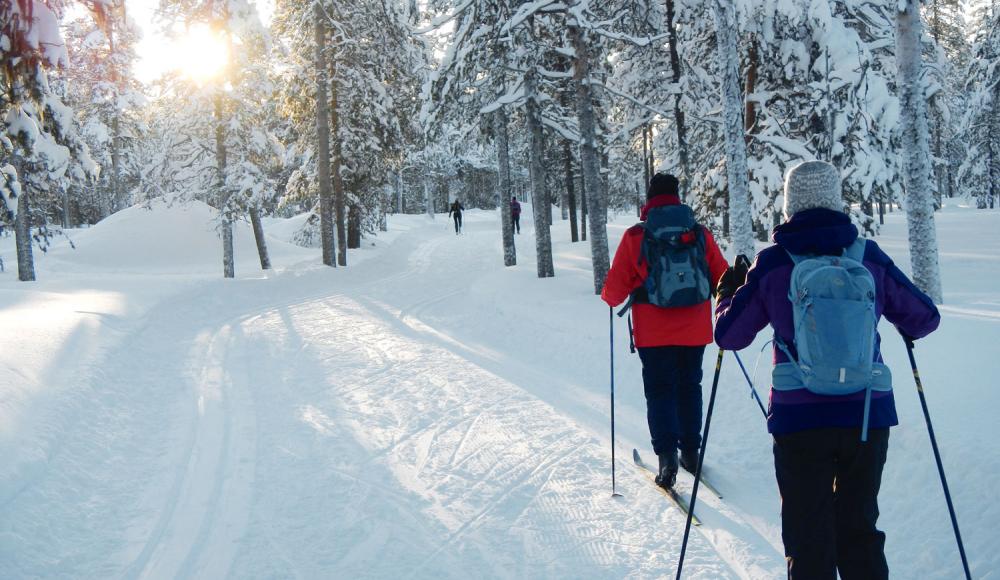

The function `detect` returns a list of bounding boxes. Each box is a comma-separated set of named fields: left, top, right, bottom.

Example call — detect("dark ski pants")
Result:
left=453, top=214, right=462, bottom=233
left=512, top=215, right=520, bottom=234
left=636, top=345, right=705, bottom=457
left=773, top=427, right=890, bottom=580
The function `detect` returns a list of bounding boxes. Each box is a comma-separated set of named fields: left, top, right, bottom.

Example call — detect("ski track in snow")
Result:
left=1, top=214, right=791, bottom=579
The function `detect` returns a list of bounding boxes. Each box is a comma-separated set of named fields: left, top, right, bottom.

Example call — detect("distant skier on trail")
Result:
left=714, top=161, right=941, bottom=580
left=449, top=199, right=464, bottom=234
left=510, top=196, right=521, bottom=234
left=601, top=173, right=728, bottom=490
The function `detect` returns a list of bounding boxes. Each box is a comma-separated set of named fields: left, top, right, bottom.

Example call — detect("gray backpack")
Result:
left=635, top=204, right=711, bottom=308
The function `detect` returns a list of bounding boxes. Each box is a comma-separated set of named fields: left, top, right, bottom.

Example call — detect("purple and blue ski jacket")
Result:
left=714, top=208, right=941, bottom=435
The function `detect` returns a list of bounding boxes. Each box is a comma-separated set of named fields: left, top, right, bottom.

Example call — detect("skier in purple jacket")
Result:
left=714, top=161, right=940, bottom=580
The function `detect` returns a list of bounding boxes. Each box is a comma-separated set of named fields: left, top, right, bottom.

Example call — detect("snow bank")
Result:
left=45, top=199, right=314, bottom=274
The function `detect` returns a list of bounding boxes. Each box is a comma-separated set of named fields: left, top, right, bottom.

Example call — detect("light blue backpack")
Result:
left=772, top=237, right=891, bottom=441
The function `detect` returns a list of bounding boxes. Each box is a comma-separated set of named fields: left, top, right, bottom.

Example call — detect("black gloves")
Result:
left=716, top=254, right=751, bottom=301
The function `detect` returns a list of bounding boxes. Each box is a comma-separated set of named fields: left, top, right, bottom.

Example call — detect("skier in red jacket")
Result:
left=601, top=173, right=729, bottom=488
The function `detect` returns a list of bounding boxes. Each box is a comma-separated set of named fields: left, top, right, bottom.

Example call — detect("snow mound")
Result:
left=46, top=199, right=314, bottom=274
left=264, top=211, right=320, bottom=248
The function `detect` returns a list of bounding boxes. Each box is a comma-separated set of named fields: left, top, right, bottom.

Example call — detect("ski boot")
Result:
left=655, top=450, right=679, bottom=489
left=680, top=447, right=700, bottom=474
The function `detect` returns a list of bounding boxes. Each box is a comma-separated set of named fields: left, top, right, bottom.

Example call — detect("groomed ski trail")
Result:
left=1, top=212, right=785, bottom=579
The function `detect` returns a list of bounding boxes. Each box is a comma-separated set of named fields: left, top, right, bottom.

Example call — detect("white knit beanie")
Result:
left=783, top=160, right=844, bottom=219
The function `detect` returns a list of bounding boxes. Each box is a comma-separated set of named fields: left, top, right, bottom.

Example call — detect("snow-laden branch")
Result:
left=500, top=0, right=564, bottom=35
left=540, top=114, right=580, bottom=142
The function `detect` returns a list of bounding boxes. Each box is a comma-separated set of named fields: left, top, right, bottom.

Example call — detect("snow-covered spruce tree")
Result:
left=923, top=0, right=968, bottom=203
left=2, top=0, right=101, bottom=281
left=959, top=0, right=1000, bottom=208
left=896, top=0, right=944, bottom=303
left=668, top=1, right=728, bottom=233
left=739, top=1, right=904, bottom=237
left=62, top=5, right=146, bottom=224
left=273, top=0, right=426, bottom=265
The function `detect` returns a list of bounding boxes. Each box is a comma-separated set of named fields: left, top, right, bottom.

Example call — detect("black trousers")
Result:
left=453, top=214, right=462, bottom=233
left=512, top=215, right=520, bottom=233
left=773, top=427, right=890, bottom=580
left=636, top=345, right=705, bottom=457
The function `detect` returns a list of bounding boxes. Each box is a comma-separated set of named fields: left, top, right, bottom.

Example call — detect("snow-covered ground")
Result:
left=0, top=200, right=996, bottom=579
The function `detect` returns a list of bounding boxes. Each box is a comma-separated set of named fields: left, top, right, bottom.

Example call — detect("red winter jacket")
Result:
left=601, top=195, right=729, bottom=347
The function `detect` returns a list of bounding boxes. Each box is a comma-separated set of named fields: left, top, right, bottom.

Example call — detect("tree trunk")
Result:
left=215, top=91, right=234, bottom=279
left=712, top=0, right=755, bottom=258
left=249, top=205, right=271, bottom=270
left=14, top=167, right=35, bottom=282
left=896, top=0, right=943, bottom=303
left=495, top=108, right=516, bottom=266
left=525, top=69, right=554, bottom=278
left=665, top=0, right=690, bottom=199
left=330, top=56, right=347, bottom=266
left=62, top=186, right=70, bottom=229
left=564, top=139, right=579, bottom=243
left=745, top=38, right=768, bottom=243
left=580, top=175, right=588, bottom=242
left=641, top=123, right=650, bottom=215
left=396, top=172, right=403, bottom=214
left=645, top=124, right=654, bottom=184
left=990, top=82, right=1000, bottom=207
left=744, top=39, right=758, bottom=139
left=110, top=113, right=120, bottom=213
left=347, top=204, right=361, bottom=249
left=379, top=189, right=388, bottom=232
left=108, top=18, right=121, bottom=217
left=314, top=7, right=336, bottom=267
left=424, top=178, right=433, bottom=218
left=560, top=175, right=569, bottom=221
left=569, top=19, right=609, bottom=293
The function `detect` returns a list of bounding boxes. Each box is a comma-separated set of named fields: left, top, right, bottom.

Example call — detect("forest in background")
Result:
left=2, top=0, right=999, bottom=300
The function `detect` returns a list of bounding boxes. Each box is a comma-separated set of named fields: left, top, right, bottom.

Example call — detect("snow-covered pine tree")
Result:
left=959, top=0, right=1000, bottom=209
left=896, top=0, right=944, bottom=303
left=924, top=0, right=968, bottom=204
left=274, top=0, right=425, bottom=263
left=62, top=4, right=145, bottom=223
left=2, top=0, right=101, bottom=281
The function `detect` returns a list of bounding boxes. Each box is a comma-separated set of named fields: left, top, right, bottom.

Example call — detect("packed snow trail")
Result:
left=0, top=211, right=783, bottom=579
left=6, top=205, right=993, bottom=578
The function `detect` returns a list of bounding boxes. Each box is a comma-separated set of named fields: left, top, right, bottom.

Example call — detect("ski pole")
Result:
left=609, top=307, right=623, bottom=498
left=733, top=351, right=767, bottom=419
left=675, top=348, right=724, bottom=579
left=904, top=337, right=972, bottom=580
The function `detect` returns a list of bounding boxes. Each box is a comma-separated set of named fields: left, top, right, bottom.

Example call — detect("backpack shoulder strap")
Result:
left=843, top=237, right=867, bottom=263
left=784, top=249, right=808, bottom=266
